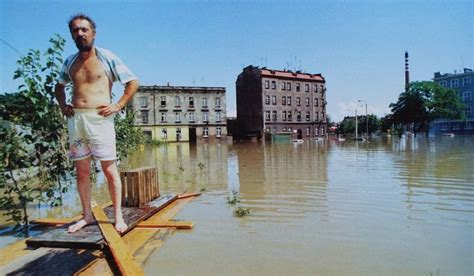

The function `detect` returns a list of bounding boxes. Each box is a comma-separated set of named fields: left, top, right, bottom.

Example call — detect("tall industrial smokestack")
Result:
left=405, top=51, right=410, bottom=92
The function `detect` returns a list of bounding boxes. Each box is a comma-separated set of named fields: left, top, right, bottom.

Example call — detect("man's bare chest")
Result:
left=70, top=57, right=107, bottom=84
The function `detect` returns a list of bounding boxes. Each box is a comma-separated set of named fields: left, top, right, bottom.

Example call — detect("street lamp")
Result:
left=358, top=100, right=368, bottom=139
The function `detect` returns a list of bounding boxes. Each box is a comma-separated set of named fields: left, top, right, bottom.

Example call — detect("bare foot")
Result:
left=115, top=217, right=128, bottom=234
left=68, top=217, right=94, bottom=233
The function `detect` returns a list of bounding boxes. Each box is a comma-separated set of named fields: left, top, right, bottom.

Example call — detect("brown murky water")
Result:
left=1, top=136, right=473, bottom=275
left=129, top=136, right=473, bottom=275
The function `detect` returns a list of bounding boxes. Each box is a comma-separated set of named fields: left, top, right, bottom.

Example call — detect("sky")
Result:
left=0, top=0, right=472, bottom=121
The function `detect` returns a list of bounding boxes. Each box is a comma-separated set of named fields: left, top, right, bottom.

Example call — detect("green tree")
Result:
left=0, top=34, right=73, bottom=236
left=389, top=81, right=465, bottom=135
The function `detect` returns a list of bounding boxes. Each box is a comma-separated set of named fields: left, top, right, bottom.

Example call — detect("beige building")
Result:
left=132, top=85, right=227, bottom=142
left=236, top=65, right=327, bottom=139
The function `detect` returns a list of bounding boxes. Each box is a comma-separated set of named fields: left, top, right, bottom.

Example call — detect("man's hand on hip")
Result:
left=97, top=103, right=121, bottom=117
left=60, top=104, right=75, bottom=117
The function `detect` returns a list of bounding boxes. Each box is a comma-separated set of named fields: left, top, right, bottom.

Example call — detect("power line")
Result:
left=0, top=38, right=24, bottom=57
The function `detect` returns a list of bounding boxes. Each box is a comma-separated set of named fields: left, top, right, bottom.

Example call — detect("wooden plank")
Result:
left=136, top=220, right=193, bottom=229
left=92, top=205, right=144, bottom=276
left=77, top=196, right=195, bottom=275
left=178, top=192, right=202, bottom=199
left=26, top=196, right=175, bottom=249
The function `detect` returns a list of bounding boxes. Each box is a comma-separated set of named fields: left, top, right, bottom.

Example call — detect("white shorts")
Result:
left=67, top=109, right=116, bottom=161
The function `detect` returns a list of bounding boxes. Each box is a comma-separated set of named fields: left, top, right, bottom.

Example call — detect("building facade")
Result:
left=236, top=65, right=327, bottom=139
left=431, top=68, right=474, bottom=135
left=132, top=85, right=227, bottom=142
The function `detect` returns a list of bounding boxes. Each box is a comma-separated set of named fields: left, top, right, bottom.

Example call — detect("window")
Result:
left=272, top=110, right=277, bottom=121
left=296, top=97, right=301, bottom=106
left=439, top=80, right=447, bottom=88
left=281, top=82, right=286, bottom=90
left=463, top=91, right=471, bottom=101
left=450, top=79, right=459, bottom=88
left=287, top=111, right=292, bottom=121
left=140, top=96, right=148, bottom=107
left=175, top=112, right=181, bottom=123
left=282, top=111, right=287, bottom=121
left=282, top=96, right=286, bottom=105
left=265, top=110, right=271, bottom=121
left=466, top=122, right=474, bottom=130
left=441, top=123, right=449, bottom=130
left=321, top=127, right=325, bottom=135
left=175, top=96, right=181, bottom=107
left=141, top=111, right=148, bottom=124
left=271, top=81, right=276, bottom=89
left=463, top=77, right=471, bottom=86
left=265, top=80, right=270, bottom=89
left=216, top=127, right=222, bottom=137
left=189, top=112, right=195, bottom=122
left=215, top=97, right=221, bottom=107
left=287, top=82, right=291, bottom=91
left=296, top=111, right=301, bottom=121
left=287, top=96, right=292, bottom=106
left=315, top=98, right=319, bottom=107
left=160, top=96, right=166, bottom=106
left=272, top=95, right=277, bottom=105
left=306, top=127, right=310, bottom=137
left=315, top=112, right=319, bottom=121
left=314, top=84, right=319, bottom=92
left=315, top=127, right=319, bottom=136
left=161, top=129, right=168, bottom=139
left=216, top=111, right=221, bottom=122
left=176, top=128, right=182, bottom=140
left=203, top=112, right=209, bottom=122
left=161, top=112, right=167, bottom=123
left=305, top=84, right=309, bottom=92
left=452, top=123, right=461, bottom=130
left=202, top=97, right=208, bottom=107
left=265, top=95, right=270, bottom=105
left=189, top=97, right=194, bottom=107
left=305, top=97, right=310, bottom=106
left=320, top=85, right=324, bottom=93
left=306, top=111, right=310, bottom=121
left=288, top=126, right=292, bottom=132
left=203, top=127, right=209, bottom=137
left=321, top=112, right=325, bottom=121
left=465, top=107, right=472, bottom=116
left=296, top=83, right=300, bottom=92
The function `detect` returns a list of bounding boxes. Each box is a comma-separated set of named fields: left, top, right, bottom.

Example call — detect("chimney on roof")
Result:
left=405, top=51, right=410, bottom=92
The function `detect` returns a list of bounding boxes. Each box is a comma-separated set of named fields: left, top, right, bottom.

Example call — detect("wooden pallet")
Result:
left=26, top=194, right=177, bottom=250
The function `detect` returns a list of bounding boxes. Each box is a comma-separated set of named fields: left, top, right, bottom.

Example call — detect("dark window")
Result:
left=287, top=96, right=292, bottom=106
left=305, top=84, right=309, bottom=92
left=271, top=81, right=276, bottom=89
left=265, top=95, right=270, bottom=105
left=296, top=111, right=301, bottom=121
left=272, top=110, right=277, bottom=121
left=272, top=95, right=277, bottom=105
left=265, top=80, right=270, bottom=89
left=296, top=97, right=301, bottom=106
left=305, top=97, right=310, bottom=106
left=282, top=96, right=286, bottom=105
left=296, top=83, right=300, bottom=92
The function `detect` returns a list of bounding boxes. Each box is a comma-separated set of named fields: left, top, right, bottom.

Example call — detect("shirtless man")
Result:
left=54, top=14, right=139, bottom=233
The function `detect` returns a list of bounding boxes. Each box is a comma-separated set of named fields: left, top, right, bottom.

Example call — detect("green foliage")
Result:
left=0, top=34, right=73, bottom=236
left=115, top=109, right=146, bottom=161
left=234, top=207, right=251, bottom=217
left=389, top=81, right=465, bottom=134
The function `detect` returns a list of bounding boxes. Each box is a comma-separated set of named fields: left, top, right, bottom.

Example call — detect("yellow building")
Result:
left=132, top=85, right=227, bottom=142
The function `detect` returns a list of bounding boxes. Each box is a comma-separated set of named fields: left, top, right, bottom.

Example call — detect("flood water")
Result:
left=1, top=136, right=473, bottom=275
left=126, top=136, right=473, bottom=275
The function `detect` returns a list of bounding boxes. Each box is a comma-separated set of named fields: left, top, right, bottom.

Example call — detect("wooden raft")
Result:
left=26, top=194, right=177, bottom=250
left=0, top=194, right=199, bottom=276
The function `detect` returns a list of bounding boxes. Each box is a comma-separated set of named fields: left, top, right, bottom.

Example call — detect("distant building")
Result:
left=235, top=65, right=327, bottom=139
left=132, top=85, right=227, bottom=142
left=432, top=68, right=474, bottom=135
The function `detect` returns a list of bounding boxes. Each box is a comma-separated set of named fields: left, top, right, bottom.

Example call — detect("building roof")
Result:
left=260, top=68, right=325, bottom=82
left=138, top=85, right=225, bottom=92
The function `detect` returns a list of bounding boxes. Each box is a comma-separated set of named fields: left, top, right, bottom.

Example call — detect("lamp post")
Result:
left=358, top=100, right=368, bottom=139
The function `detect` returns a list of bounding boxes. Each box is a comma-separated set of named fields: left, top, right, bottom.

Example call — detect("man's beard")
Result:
left=74, top=38, right=94, bottom=52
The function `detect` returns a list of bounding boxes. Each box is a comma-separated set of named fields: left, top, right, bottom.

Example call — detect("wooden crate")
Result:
left=120, top=167, right=160, bottom=207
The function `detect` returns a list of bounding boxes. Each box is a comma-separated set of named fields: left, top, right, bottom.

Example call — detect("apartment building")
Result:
left=235, top=65, right=327, bottom=139
left=432, top=68, right=474, bottom=135
left=132, top=85, right=227, bottom=142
